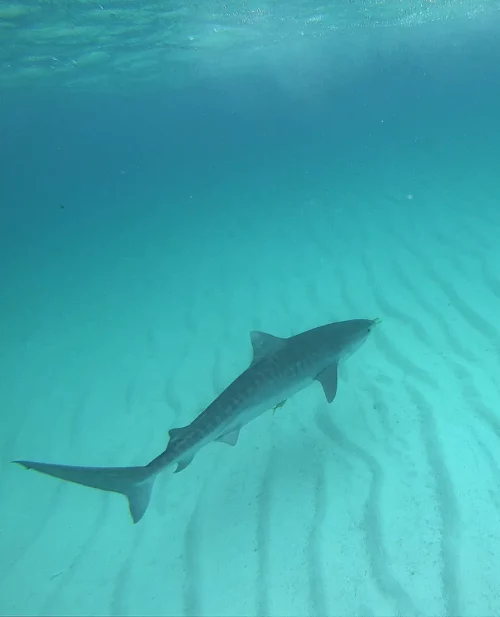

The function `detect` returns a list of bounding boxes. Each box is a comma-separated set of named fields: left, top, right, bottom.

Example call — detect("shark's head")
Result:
left=335, top=318, right=380, bottom=359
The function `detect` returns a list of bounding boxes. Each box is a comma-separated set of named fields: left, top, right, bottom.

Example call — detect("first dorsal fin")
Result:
left=166, top=427, right=188, bottom=454
left=250, top=330, right=287, bottom=365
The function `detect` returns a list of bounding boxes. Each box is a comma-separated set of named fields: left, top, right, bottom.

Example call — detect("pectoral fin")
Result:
left=315, top=363, right=339, bottom=403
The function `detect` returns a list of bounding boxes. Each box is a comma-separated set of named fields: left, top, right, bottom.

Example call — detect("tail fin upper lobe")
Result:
left=13, top=460, right=155, bottom=523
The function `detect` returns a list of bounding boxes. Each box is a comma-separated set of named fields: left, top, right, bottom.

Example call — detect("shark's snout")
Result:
left=353, top=318, right=379, bottom=338
left=362, top=317, right=381, bottom=340
left=334, top=317, right=377, bottom=360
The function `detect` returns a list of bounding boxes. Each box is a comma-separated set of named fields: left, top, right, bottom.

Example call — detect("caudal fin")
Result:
left=13, top=459, right=156, bottom=523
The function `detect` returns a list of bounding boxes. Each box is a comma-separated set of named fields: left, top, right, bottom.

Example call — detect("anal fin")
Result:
left=174, top=456, right=194, bottom=473
left=168, top=426, right=195, bottom=473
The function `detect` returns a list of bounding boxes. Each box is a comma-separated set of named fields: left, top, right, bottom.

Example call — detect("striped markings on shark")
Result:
left=13, top=318, right=380, bottom=523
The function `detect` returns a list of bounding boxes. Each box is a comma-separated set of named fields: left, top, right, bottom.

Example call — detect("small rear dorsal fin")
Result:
left=167, top=427, right=195, bottom=473
left=166, top=427, right=189, bottom=453
left=250, top=331, right=287, bottom=365
left=168, top=427, right=185, bottom=443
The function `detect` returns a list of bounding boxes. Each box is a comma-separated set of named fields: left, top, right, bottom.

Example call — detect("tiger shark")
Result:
left=14, top=318, right=378, bottom=523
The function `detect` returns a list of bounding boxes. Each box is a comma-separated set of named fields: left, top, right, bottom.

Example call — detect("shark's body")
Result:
left=14, top=318, right=378, bottom=523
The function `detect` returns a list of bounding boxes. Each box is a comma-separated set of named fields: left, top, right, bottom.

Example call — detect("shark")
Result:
left=13, top=318, right=378, bottom=523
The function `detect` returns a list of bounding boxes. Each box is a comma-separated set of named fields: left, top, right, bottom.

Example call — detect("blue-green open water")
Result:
left=1, top=2, right=500, bottom=615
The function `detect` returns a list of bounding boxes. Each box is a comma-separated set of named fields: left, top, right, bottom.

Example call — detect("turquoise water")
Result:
left=2, top=2, right=500, bottom=615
